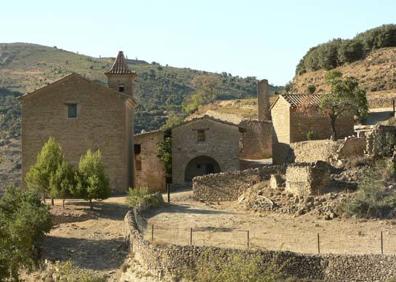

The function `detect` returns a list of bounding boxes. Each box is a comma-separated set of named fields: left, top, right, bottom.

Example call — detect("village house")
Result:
left=134, top=79, right=273, bottom=189
left=21, top=51, right=136, bottom=193
left=271, top=94, right=355, bottom=164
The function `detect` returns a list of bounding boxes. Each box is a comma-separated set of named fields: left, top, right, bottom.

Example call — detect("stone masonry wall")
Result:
left=192, top=165, right=285, bottom=201
left=124, top=203, right=396, bottom=281
left=285, top=162, right=330, bottom=197
left=22, top=74, right=133, bottom=193
left=134, top=131, right=166, bottom=192
left=172, top=117, right=241, bottom=185
left=239, top=120, right=272, bottom=159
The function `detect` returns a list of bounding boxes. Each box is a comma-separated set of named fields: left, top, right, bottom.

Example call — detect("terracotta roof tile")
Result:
left=281, top=94, right=322, bottom=107
left=106, top=51, right=135, bottom=75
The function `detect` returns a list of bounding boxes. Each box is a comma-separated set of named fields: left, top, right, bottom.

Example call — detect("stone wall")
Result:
left=285, top=162, right=330, bottom=197
left=366, top=125, right=396, bottom=157
left=134, top=130, right=166, bottom=192
left=239, top=120, right=272, bottom=159
left=124, top=203, right=396, bottom=281
left=290, top=110, right=354, bottom=143
left=21, top=74, right=134, bottom=193
left=192, top=165, right=285, bottom=201
left=172, top=117, right=241, bottom=185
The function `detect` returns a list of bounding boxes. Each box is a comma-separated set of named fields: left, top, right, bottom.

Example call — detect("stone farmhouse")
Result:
left=271, top=94, right=354, bottom=164
left=135, top=80, right=273, bottom=189
left=21, top=51, right=136, bottom=193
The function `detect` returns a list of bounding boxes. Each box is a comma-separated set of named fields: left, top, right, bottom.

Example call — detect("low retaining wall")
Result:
left=124, top=204, right=396, bottom=281
left=192, top=165, right=285, bottom=201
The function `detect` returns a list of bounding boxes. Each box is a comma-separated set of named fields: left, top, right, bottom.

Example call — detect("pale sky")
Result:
left=1, top=0, right=395, bottom=85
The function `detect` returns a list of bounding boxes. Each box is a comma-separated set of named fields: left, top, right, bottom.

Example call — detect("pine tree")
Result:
left=76, top=150, right=110, bottom=210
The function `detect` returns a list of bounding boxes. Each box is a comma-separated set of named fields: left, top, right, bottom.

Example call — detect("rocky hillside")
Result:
left=0, top=43, right=280, bottom=136
left=292, top=47, right=396, bottom=108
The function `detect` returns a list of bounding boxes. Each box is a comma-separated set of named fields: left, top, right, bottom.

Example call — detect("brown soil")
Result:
left=36, top=197, right=130, bottom=281
left=143, top=192, right=396, bottom=255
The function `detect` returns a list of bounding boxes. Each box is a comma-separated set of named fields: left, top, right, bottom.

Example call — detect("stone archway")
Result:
left=184, top=156, right=221, bottom=182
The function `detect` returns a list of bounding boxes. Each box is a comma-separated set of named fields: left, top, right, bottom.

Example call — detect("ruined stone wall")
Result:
left=239, top=120, right=272, bottom=159
left=290, top=110, right=354, bottom=143
left=290, top=140, right=340, bottom=163
left=21, top=74, right=133, bottom=193
left=172, top=117, right=241, bottom=185
left=134, top=131, right=166, bottom=192
left=366, top=125, right=396, bottom=157
left=192, top=165, right=285, bottom=201
left=124, top=205, right=396, bottom=281
left=285, top=162, right=330, bottom=197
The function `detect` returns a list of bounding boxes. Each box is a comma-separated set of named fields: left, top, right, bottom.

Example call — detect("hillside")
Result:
left=0, top=43, right=280, bottom=136
left=292, top=47, right=396, bottom=108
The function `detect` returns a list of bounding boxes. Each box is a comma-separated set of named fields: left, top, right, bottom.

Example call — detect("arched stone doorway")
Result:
left=184, top=156, right=221, bottom=182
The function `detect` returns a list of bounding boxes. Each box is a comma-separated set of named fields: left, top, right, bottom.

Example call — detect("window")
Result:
left=134, top=144, right=141, bottom=154
left=118, top=84, right=125, bottom=92
left=135, top=159, right=142, bottom=171
left=67, top=103, right=77, bottom=118
left=197, top=129, right=206, bottom=142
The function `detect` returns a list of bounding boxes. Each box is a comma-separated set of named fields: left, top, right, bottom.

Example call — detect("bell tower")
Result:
left=105, top=51, right=136, bottom=97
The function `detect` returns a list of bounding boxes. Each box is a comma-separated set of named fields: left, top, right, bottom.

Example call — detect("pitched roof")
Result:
left=271, top=93, right=321, bottom=109
left=20, top=73, right=136, bottom=105
left=173, top=114, right=241, bottom=130
left=105, top=51, right=135, bottom=75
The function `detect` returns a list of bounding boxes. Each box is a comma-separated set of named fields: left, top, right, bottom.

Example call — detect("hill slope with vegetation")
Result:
left=0, top=43, right=279, bottom=137
left=292, top=24, right=396, bottom=108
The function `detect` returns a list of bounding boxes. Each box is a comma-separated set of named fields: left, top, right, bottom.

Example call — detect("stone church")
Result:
left=21, top=51, right=136, bottom=193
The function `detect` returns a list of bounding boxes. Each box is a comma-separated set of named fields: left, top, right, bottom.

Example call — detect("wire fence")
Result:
left=144, top=224, right=396, bottom=255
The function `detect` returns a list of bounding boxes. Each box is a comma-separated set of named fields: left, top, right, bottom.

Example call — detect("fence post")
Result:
left=381, top=231, right=384, bottom=255
left=317, top=233, right=320, bottom=254
left=247, top=230, right=250, bottom=249
left=151, top=224, right=154, bottom=241
left=190, top=228, right=193, bottom=246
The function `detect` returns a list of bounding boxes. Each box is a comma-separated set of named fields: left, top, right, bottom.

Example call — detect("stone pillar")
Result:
left=257, top=79, right=270, bottom=121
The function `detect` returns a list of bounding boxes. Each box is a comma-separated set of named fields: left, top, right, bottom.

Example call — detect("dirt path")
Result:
left=144, top=192, right=396, bottom=255
left=41, top=197, right=129, bottom=280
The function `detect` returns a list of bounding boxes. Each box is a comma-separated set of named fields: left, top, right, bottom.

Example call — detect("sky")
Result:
left=1, top=0, right=395, bottom=85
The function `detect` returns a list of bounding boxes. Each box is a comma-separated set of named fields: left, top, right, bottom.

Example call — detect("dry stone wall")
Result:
left=192, top=165, right=285, bottom=201
left=124, top=202, right=396, bottom=281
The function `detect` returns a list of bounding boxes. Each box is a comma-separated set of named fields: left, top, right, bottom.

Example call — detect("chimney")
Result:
left=257, top=79, right=270, bottom=121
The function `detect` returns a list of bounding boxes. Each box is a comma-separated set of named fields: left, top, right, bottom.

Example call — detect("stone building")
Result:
left=171, top=79, right=273, bottom=186
left=271, top=94, right=354, bottom=164
left=134, top=130, right=167, bottom=192
left=21, top=51, right=136, bottom=193
left=172, top=116, right=242, bottom=185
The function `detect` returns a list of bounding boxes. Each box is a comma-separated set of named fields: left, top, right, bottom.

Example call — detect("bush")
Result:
left=306, top=130, right=314, bottom=140
left=48, top=261, right=106, bottom=282
left=0, top=187, right=52, bottom=280
left=127, top=187, right=163, bottom=208
left=180, top=251, right=282, bottom=282
left=75, top=150, right=111, bottom=210
left=343, top=160, right=396, bottom=218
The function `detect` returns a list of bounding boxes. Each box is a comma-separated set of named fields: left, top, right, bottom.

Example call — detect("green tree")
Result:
left=49, top=159, right=76, bottom=208
left=76, top=150, right=110, bottom=210
left=157, top=136, right=172, bottom=177
left=0, top=187, right=52, bottom=280
left=307, top=84, right=316, bottom=94
left=25, top=137, right=64, bottom=205
left=319, top=71, right=368, bottom=140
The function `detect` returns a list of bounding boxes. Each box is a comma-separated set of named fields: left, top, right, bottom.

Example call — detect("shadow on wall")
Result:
left=272, top=142, right=295, bottom=164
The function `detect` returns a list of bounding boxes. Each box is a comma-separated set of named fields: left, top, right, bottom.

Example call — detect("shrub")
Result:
left=180, top=251, right=283, bottom=282
left=127, top=187, right=163, bottom=208
left=75, top=150, right=111, bottom=210
left=343, top=160, right=396, bottom=218
left=306, top=130, right=314, bottom=140
left=50, top=261, right=106, bottom=282
left=0, top=187, right=52, bottom=280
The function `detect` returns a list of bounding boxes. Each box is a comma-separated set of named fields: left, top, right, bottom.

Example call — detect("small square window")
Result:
left=67, top=104, right=77, bottom=118
left=134, top=144, right=141, bottom=154
left=197, top=129, right=206, bottom=142
left=118, top=85, right=125, bottom=92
